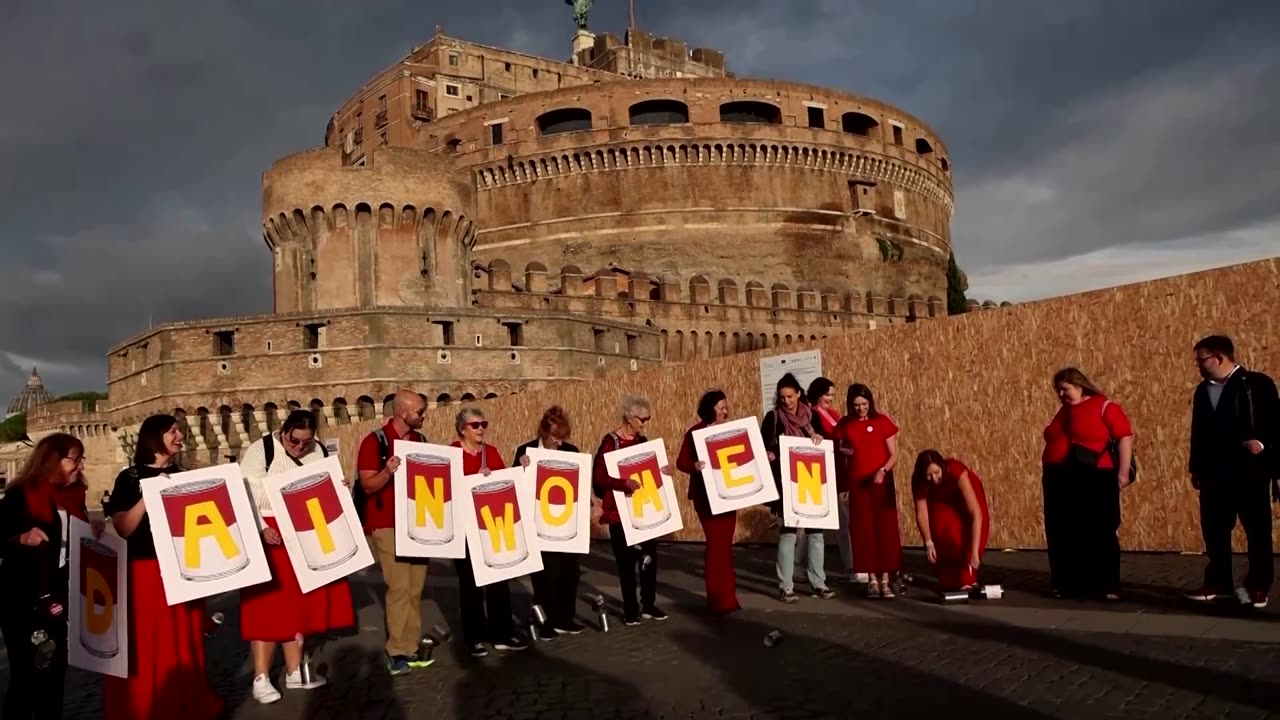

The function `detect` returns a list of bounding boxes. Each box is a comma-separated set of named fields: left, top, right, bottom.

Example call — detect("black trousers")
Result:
left=1199, top=474, right=1274, bottom=593
left=0, top=609, right=67, bottom=720
left=453, top=555, right=514, bottom=646
left=608, top=523, right=657, bottom=617
left=531, top=552, right=581, bottom=627
left=1042, top=464, right=1121, bottom=596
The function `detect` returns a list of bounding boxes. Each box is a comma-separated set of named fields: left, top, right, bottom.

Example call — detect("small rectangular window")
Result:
left=806, top=106, right=824, bottom=129
left=503, top=321, right=523, bottom=347
left=504, top=62, right=512, bottom=72
left=532, top=68, right=539, bottom=79
left=303, top=323, right=325, bottom=350
left=445, top=84, right=460, bottom=97
left=490, top=123, right=504, bottom=145
left=593, top=327, right=607, bottom=353
left=415, top=89, right=429, bottom=108
left=379, top=131, right=388, bottom=145
left=213, top=330, right=235, bottom=356
left=448, top=53, right=459, bottom=66
left=433, top=320, right=455, bottom=346
left=892, top=124, right=904, bottom=145
left=626, top=333, right=639, bottom=356
left=378, top=94, right=387, bottom=112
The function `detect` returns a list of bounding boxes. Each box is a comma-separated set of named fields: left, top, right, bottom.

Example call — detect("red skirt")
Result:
left=848, top=473, right=904, bottom=575
left=103, top=557, right=223, bottom=720
left=240, top=516, right=356, bottom=642
left=929, top=495, right=991, bottom=591
left=698, top=510, right=741, bottom=615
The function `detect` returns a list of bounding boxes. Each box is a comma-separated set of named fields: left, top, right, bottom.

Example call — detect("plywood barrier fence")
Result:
left=334, top=258, right=1280, bottom=552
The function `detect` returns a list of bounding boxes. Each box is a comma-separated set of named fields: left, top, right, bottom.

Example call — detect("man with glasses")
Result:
left=1185, top=335, right=1279, bottom=609
left=357, top=390, right=430, bottom=674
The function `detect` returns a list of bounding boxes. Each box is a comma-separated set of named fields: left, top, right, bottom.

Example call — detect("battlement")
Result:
left=26, top=400, right=112, bottom=444
left=579, top=30, right=728, bottom=79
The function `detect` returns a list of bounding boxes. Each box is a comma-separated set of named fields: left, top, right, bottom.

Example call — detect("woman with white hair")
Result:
left=450, top=407, right=529, bottom=657
left=591, top=396, right=672, bottom=626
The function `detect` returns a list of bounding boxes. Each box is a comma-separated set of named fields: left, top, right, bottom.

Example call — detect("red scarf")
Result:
left=25, top=475, right=89, bottom=524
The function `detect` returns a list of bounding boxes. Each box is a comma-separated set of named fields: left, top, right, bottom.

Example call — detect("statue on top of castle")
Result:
left=565, top=0, right=592, bottom=30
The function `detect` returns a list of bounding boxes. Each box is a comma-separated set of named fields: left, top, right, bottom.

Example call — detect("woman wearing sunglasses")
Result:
left=451, top=408, right=529, bottom=657
left=592, top=396, right=672, bottom=626
left=238, top=410, right=354, bottom=704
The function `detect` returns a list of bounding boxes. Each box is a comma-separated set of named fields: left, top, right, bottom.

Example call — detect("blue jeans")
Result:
left=777, top=527, right=827, bottom=593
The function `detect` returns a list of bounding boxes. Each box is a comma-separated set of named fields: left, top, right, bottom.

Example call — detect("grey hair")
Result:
left=620, top=395, right=651, bottom=420
left=454, top=407, right=485, bottom=434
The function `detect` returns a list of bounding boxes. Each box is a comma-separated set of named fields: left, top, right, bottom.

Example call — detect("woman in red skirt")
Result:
left=677, top=389, right=742, bottom=616
left=911, top=450, right=990, bottom=592
left=239, top=410, right=355, bottom=704
left=103, top=414, right=223, bottom=720
left=835, top=384, right=903, bottom=598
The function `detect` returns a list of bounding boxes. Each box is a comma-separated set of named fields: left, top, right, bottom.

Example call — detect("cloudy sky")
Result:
left=1, top=0, right=1277, bottom=396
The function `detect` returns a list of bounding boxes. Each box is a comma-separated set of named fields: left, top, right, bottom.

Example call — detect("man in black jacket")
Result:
left=1185, top=335, right=1279, bottom=609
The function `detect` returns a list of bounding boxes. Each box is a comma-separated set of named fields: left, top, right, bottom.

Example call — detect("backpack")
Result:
left=354, top=428, right=420, bottom=524
left=262, top=433, right=329, bottom=473
left=1237, top=371, right=1280, bottom=501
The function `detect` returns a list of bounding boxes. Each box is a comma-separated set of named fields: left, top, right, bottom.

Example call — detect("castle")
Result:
left=38, top=18, right=956, bottom=500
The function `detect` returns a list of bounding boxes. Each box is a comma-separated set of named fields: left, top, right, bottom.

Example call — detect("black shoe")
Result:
left=494, top=635, right=530, bottom=652
left=538, top=624, right=558, bottom=641
left=468, top=643, right=488, bottom=657
left=641, top=606, right=668, bottom=621
left=555, top=619, right=586, bottom=635
left=623, top=612, right=641, bottom=626
left=811, top=587, right=836, bottom=599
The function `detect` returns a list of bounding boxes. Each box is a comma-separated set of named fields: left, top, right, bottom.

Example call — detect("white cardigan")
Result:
left=240, top=432, right=329, bottom=520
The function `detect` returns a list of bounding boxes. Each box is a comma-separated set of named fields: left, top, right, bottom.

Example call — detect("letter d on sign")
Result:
left=84, top=567, right=113, bottom=634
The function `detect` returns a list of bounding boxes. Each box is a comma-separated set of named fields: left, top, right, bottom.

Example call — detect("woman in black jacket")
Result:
left=0, top=432, right=99, bottom=720
left=513, top=405, right=584, bottom=638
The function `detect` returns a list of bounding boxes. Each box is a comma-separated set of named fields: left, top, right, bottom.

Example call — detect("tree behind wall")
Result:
left=0, top=413, right=27, bottom=443
left=946, top=251, right=969, bottom=315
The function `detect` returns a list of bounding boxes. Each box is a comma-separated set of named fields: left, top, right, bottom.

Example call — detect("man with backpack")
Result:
left=1185, top=335, right=1279, bottom=610
left=356, top=390, right=430, bottom=675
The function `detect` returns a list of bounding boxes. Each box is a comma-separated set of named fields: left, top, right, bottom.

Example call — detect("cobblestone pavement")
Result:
left=6, top=544, right=1280, bottom=719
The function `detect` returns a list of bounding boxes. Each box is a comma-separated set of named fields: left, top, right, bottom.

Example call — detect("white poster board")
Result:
left=778, top=436, right=839, bottom=530
left=140, top=464, right=272, bottom=605
left=520, top=448, right=593, bottom=555
left=604, top=439, right=684, bottom=546
left=758, top=350, right=823, bottom=417
left=690, top=417, right=779, bottom=515
left=264, top=456, right=375, bottom=594
left=462, top=467, right=544, bottom=587
left=393, top=440, right=467, bottom=559
left=67, top=518, right=128, bottom=678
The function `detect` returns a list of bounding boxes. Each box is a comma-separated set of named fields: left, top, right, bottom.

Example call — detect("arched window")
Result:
left=841, top=112, right=879, bottom=137
left=537, top=108, right=592, bottom=136
left=719, top=101, right=781, bottom=124
left=629, top=99, right=690, bottom=125
left=915, top=137, right=934, bottom=156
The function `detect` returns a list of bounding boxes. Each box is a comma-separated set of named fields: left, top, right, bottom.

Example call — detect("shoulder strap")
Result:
left=374, top=428, right=390, bottom=466
left=319, top=441, right=330, bottom=458
left=480, top=444, right=490, bottom=473
left=263, top=434, right=275, bottom=472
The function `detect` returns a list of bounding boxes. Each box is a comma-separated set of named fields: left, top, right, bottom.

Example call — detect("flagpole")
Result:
left=629, top=0, right=636, bottom=35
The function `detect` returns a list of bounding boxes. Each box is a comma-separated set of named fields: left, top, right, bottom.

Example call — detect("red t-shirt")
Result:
left=836, top=413, right=899, bottom=482
left=450, top=440, right=506, bottom=475
left=356, top=421, right=425, bottom=533
left=1041, top=395, right=1133, bottom=469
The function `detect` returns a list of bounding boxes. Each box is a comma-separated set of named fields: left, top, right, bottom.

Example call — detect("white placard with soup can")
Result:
left=604, top=439, right=685, bottom=546
left=519, top=447, right=593, bottom=554
left=777, top=436, right=839, bottom=530
left=462, top=466, right=544, bottom=587
left=393, top=440, right=468, bottom=559
left=68, top=517, right=129, bottom=678
left=690, top=417, right=779, bottom=515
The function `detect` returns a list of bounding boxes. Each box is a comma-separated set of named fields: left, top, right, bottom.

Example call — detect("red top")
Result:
left=812, top=406, right=841, bottom=439
left=356, top=421, right=424, bottom=533
left=592, top=431, right=646, bottom=525
left=677, top=422, right=712, bottom=516
left=835, top=413, right=899, bottom=483
left=1041, top=395, right=1133, bottom=469
left=450, top=440, right=506, bottom=475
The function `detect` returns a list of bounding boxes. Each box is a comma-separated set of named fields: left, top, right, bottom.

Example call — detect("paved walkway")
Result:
left=6, top=544, right=1280, bottom=719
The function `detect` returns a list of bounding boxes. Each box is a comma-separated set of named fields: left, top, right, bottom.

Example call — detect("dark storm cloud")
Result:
left=2, top=0, right=1278, bottom=398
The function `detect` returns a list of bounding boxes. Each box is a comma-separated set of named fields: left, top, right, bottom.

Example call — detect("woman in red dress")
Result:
left=911, top=450, right=990, bottom=592
left=676, top=389, right=741, bottom=616
left=103, top=414, right=223, bottom=720
left=1041, top=367, right=1135, bottom=600
left=239, top=409, right=355, bottom=704
left=835, top=383, right=902, bottom=598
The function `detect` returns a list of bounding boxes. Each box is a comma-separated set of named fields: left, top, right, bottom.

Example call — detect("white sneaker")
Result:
left=252, top=674, right=282, bottom=704
left=284, top=667, right=327, bottom=690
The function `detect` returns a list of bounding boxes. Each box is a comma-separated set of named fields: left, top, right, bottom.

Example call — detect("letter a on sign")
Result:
left=141, top=463, right=272, bottom=606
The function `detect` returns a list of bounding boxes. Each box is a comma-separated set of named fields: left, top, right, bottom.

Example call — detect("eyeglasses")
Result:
left=466, top=421, right=489, bottom=430
left=283, top=434, right=315, bottom=450
left=64, top=456, right=85, bottom=466
left=634, top=416, right=651, bottom=424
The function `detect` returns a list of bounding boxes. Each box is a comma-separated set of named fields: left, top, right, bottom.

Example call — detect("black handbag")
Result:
left=1064, top=400, right=1139, bottom=483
